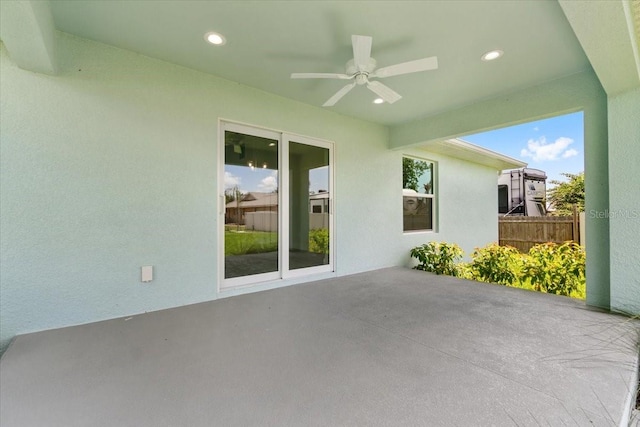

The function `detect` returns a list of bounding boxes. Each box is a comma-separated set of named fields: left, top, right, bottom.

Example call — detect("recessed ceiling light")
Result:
left=373, top=98, right=384, bottom=104
left=481, top=50, right=503, bottom=61
left=204, top=32, right=226, bottom=46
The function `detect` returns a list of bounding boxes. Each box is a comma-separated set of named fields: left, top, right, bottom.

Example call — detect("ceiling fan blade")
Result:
left=323, top=82, right=357, bottom=107
left=372, top=56, right=438, bottom=78
left=352, top=35, right=373, bottom=70
left=291, top=73, right=351, bottom=79
left=366, top=80, right=402, bottom=104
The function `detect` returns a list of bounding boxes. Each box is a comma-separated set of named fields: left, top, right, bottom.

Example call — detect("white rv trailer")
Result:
left=498, top=168, right=547, bottom=216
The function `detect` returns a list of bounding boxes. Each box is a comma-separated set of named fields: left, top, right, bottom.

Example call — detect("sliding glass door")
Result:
left=288, top=140, right=330, bottom=271
left=220, top=122, right=332, bottom=288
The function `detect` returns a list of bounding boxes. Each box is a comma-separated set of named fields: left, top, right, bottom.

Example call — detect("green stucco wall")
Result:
left=0, top=34, right=384, bottom=352
left=608, top=88, right=640, bottom=314
left=0, top=34, right=503, bottom=352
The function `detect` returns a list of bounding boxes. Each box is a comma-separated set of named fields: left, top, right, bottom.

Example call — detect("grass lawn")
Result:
left=225, top=230, right=278, bottom=256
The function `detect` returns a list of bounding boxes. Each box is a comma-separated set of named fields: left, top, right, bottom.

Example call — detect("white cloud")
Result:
left=258, top=171, right=278, bottom=192
left=520, top=136, right=576, bottom=162
left=258, top=176, right=277, bottom=192
left=224, top=172, right=241, bottom=189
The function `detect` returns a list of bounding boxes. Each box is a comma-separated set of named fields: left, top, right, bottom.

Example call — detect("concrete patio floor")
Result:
left=1, top=268, right=638, bottom=426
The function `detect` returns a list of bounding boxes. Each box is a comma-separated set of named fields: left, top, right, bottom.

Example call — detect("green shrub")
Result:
left=410, top=242, right=463, bottom=276
left=470, top=243, right=522, bottom=286
left=522, top=242, right=585, bottom=296
left=409, top=240, right=586, bottom=300
left=309, top=228, right=329, bottom=254
left=455, top=262, right=475, bottom=280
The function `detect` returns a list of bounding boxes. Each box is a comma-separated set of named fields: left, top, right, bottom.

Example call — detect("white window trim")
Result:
left=402, top=155, right=437, bottom=234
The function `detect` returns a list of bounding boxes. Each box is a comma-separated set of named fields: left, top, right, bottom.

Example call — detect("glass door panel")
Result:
left=223, top=130, right=279, bottom=279
left=288, top=141, right=330, bottom=270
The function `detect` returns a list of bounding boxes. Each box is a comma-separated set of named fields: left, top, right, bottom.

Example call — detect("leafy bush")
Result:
left=410, top=240, right=586, bottom=300
left=309, top=228, right=329, bottom=254
left=455, top=262, right=475, bottom=280
left=470, top=243, right=522, bottom=286
left=410, top=242, right=463, bottom=276
left=522, top=242, right=585, bottom=296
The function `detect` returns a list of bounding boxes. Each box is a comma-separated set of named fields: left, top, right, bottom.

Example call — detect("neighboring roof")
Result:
left=309, top=192, right=329, bottom=200
left=419, top=138, right=527, bottom=171
left=226, top=192, right=277, bottom=209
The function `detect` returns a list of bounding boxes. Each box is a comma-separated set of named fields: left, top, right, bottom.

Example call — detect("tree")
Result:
left=224, top=190, right=236, bottom=205
left=225, top=187, right=245, bottom=204
left=547, top=172, right=584, bottom=216
left=403, top=157, right=430, bottom=192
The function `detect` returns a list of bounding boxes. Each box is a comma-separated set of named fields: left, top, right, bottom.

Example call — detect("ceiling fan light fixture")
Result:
left=481, top=50, right=503, bottom=61
left=204, top=32, right=226, bottom=46
left=373, top=98, right=384, bottom=104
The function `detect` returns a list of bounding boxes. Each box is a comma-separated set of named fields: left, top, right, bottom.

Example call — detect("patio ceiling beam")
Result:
left=559, top=0, right=640, bottom=96
left=388, top=70, right=601, bottom=149
left=0, top=0, right=58, bottom=75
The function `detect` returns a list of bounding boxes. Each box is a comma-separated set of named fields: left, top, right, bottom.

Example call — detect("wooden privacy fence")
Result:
left=499, top=213, right=581, bottom=253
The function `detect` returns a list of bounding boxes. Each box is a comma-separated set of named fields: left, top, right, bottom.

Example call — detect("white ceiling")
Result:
left=44, top=0, right=592, bottom=126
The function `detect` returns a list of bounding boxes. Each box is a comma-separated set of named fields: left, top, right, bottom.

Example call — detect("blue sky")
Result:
left=461, top=111, right=584, bottom=184
left=225, top=165, right=278, bottom=194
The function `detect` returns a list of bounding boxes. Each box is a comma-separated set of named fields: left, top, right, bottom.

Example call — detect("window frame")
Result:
left=402, top=155, right=436, bottom=233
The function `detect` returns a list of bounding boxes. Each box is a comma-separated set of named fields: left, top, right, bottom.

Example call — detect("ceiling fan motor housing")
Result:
left=346, top=58, right=377, bottom=83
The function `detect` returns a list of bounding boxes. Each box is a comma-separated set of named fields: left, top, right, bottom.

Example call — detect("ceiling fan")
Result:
left=291, top=35, right=438, bottom=107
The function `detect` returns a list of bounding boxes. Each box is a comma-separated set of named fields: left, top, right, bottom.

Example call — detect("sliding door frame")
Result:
left=218, top=120, right=334, bottom=291
left=282, top=133, right=334, bottom=280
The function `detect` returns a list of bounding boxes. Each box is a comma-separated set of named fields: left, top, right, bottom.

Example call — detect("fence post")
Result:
left=579, top=211, right=586, bottom=247
left=572, top=204, right=579, bottom=243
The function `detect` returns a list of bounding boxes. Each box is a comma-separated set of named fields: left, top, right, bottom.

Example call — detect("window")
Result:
left=402, top=157, right=435, bottom=232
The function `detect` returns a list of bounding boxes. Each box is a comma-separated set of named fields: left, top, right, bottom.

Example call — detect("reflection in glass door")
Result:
left=223, top=128, right=279, bottom=280
left=289, top=141, right=330, bottom=270
left=221, top=122, right=333, bottom=288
